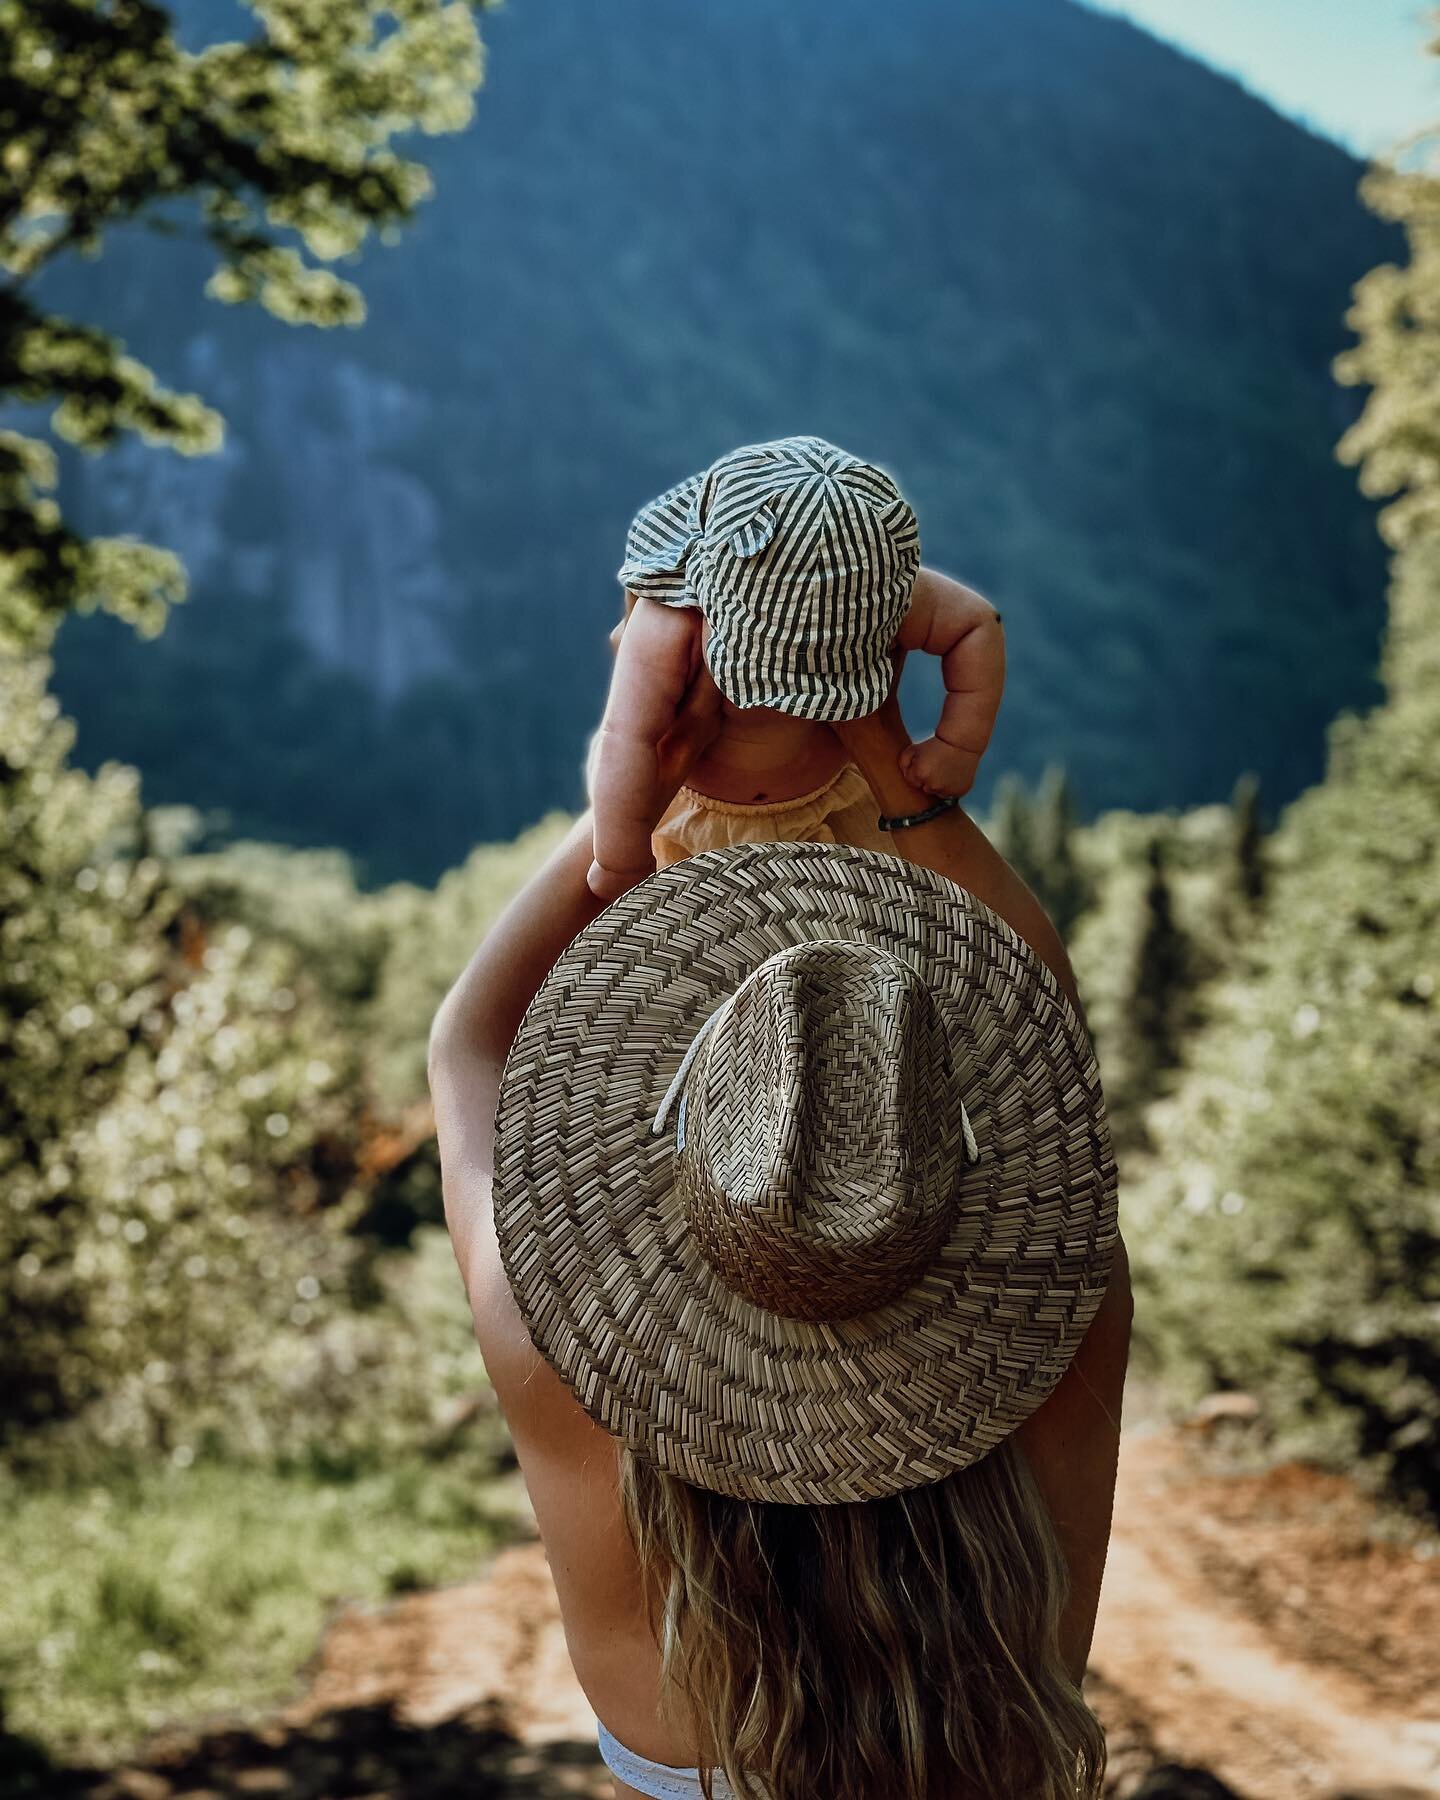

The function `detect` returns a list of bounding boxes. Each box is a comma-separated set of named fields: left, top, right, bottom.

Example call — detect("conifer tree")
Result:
left=1227, top=772, right=1267, bottom=911
left=1029, top=765, right=1091, bottom=936
left=1126, top=833, right=1191, bottom=1083
left=988, top=773, right=1035, bottom=881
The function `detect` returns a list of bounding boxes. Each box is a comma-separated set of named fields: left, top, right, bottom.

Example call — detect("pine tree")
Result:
left=1227, top=772, right=1267, bottom=910
left=1029, top=765, right=1091, bottom=936
left=988, top=773, right=1035, bottom=882
left=1126, top=833, right=1191, bottom=1084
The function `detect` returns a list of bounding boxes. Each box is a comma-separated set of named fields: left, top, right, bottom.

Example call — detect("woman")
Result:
left=429, top=647, right=1133, bottom=1800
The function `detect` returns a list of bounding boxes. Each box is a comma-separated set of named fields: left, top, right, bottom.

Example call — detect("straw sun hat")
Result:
left=493, top=841, right=1118, bottom=1506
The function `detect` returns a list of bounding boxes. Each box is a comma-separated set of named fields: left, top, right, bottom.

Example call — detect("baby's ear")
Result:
left=725, top=502, right=777, bottom=559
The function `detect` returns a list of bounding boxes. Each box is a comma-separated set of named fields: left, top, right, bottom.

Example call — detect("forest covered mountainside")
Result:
left=51, top=0, right=1394, bottom=882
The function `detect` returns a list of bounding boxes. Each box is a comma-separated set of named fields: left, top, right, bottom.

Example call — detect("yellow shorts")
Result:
left=652, top=762, right=897, bottom=868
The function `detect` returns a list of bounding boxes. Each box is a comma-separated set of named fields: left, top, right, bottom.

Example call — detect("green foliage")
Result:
left=1127, top=836, right=1191, bottom=1080
left=1336, top=121, right=1440, bottom=550
left=1127, top=536, right=1440, bottom=1513
left=1, top=655, right=368, bottom=1460
left=1226, top=772, right=1267, bottom=914
left=366, top=811, right=573, bottom=1111
left=0, top=0, right=488, bottom=652
left=1029, top=767, right=1091, bottom=938
left=171, top=835, right=409, bottom=1011
left=1068, top=805, right=1242, bottom=1142
left=1128, top=120, right=1440, bottom=1510
left=0, top=659, right=515, bottom=1472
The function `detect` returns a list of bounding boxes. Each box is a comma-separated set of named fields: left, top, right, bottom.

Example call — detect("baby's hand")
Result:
left=899, top=735, right=981, bottom=799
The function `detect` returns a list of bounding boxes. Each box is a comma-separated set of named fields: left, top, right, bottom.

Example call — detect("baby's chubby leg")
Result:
left=586, top=594, right=705, bottom=902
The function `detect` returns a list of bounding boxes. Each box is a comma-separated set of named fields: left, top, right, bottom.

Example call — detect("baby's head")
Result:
left=618, top=435, right=920, bottom=722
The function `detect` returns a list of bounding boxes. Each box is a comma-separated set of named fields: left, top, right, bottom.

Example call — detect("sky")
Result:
left=1078, top=0, right=1439, bottom=156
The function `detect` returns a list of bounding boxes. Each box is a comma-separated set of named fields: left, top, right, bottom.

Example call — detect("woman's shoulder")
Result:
left=464, top=1214, right=609, bottom=1463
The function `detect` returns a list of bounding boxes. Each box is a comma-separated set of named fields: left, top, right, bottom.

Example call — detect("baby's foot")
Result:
left=898, top=736, right=981, bottom=799
left=587, top=858, right=655, bottom=903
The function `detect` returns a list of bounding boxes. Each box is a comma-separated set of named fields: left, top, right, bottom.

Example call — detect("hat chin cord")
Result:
left=649, top=947, right=980, bottom=1164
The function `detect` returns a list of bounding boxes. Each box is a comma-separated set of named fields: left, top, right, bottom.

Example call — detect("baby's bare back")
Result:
left=682, top=696, right=850, bottom=805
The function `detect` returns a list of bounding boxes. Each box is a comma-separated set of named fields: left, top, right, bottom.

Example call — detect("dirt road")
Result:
left=46, top=1417, right=1440, bottom=1800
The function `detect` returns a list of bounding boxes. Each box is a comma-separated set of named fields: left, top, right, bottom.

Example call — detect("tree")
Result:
left=1129, top=101, right=1440, bottom=1512
left=1226, top=771, right=1267, bottom=914
left=0, top=0, right=489, bottom=655
left=1335, top=110, right=1440, bottom=552
left=0, top=0, right=494, bottom=1467
left=1128, top=835, right=1190, bottom=1077
left=0, top=654, right=366, bottom=1455
left=987, top=766, right=1092, bottom=939
left=1029, top=766, right=1091, bottom=936
left=988, top=772, right=1034, bottom=881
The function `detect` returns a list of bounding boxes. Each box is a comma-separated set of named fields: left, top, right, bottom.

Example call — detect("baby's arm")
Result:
left=893, top=567, right=1005, bottom=798
left=587, top=594, right=702, bottom=901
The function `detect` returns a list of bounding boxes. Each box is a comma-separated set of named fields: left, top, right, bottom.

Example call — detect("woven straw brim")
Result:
left=493, top=842, right=1118, bottom=1505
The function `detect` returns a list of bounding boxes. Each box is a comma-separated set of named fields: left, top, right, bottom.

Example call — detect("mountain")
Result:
left=52, top=0, right=1394, bottom=883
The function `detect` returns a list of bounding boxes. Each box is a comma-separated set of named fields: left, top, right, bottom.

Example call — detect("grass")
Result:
left=0, top=1444, right=520, bottom=1769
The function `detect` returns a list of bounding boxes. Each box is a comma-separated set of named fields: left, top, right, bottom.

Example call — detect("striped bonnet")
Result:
left=616, top=435, right=921, bottom=721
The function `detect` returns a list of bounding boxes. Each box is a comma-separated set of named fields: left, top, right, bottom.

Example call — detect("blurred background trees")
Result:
left=40, top=0, right=1398, bottom=881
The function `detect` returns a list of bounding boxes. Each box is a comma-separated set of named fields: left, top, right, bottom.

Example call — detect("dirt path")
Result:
left=270, top=1418, right=1440, bottom=1800
left=50, top=1420, right=1440, bottom=1800
left=1089, top=1428, right=1440, bottom=1798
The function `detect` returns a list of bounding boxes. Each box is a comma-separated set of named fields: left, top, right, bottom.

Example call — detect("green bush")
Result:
left=1126, top=536, right=1440, bottom=1512
left=1, top=661, right=500, bottom=1474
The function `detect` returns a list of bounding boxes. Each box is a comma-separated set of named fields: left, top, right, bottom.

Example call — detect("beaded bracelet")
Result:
left=877, top=793, right=964, bottom=833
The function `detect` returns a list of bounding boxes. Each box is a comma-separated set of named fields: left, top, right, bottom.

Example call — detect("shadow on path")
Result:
left=1, top=1696, right=610, bottom=1800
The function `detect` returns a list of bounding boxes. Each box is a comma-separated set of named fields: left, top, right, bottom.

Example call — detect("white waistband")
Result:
left=595, top=1719, right=738, bottom=1799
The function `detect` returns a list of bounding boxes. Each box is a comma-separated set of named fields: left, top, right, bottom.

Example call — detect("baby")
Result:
left=587, top=435, right=1004, bottom=901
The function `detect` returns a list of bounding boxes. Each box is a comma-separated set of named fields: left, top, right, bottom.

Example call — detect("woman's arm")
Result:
left=428, top=814, right=609, bottom=1313
left=428, top=666, right=724, bottom=1308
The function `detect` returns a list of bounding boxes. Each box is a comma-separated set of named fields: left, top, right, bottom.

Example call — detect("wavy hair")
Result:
left=617, top=1434, right=1106, bottom=1800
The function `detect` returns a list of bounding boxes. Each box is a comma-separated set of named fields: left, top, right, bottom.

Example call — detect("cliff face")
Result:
left=56, top=0, right=1396, bottom=882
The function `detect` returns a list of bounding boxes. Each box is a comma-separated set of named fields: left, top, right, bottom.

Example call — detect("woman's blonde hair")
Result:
left=618, top=1433, right=1106, bottom=1800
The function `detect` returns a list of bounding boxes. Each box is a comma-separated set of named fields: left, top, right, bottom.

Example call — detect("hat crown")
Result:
left=676, top=941, right=969, bottom=1322
left=694, top=435, right=914, bottom=567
